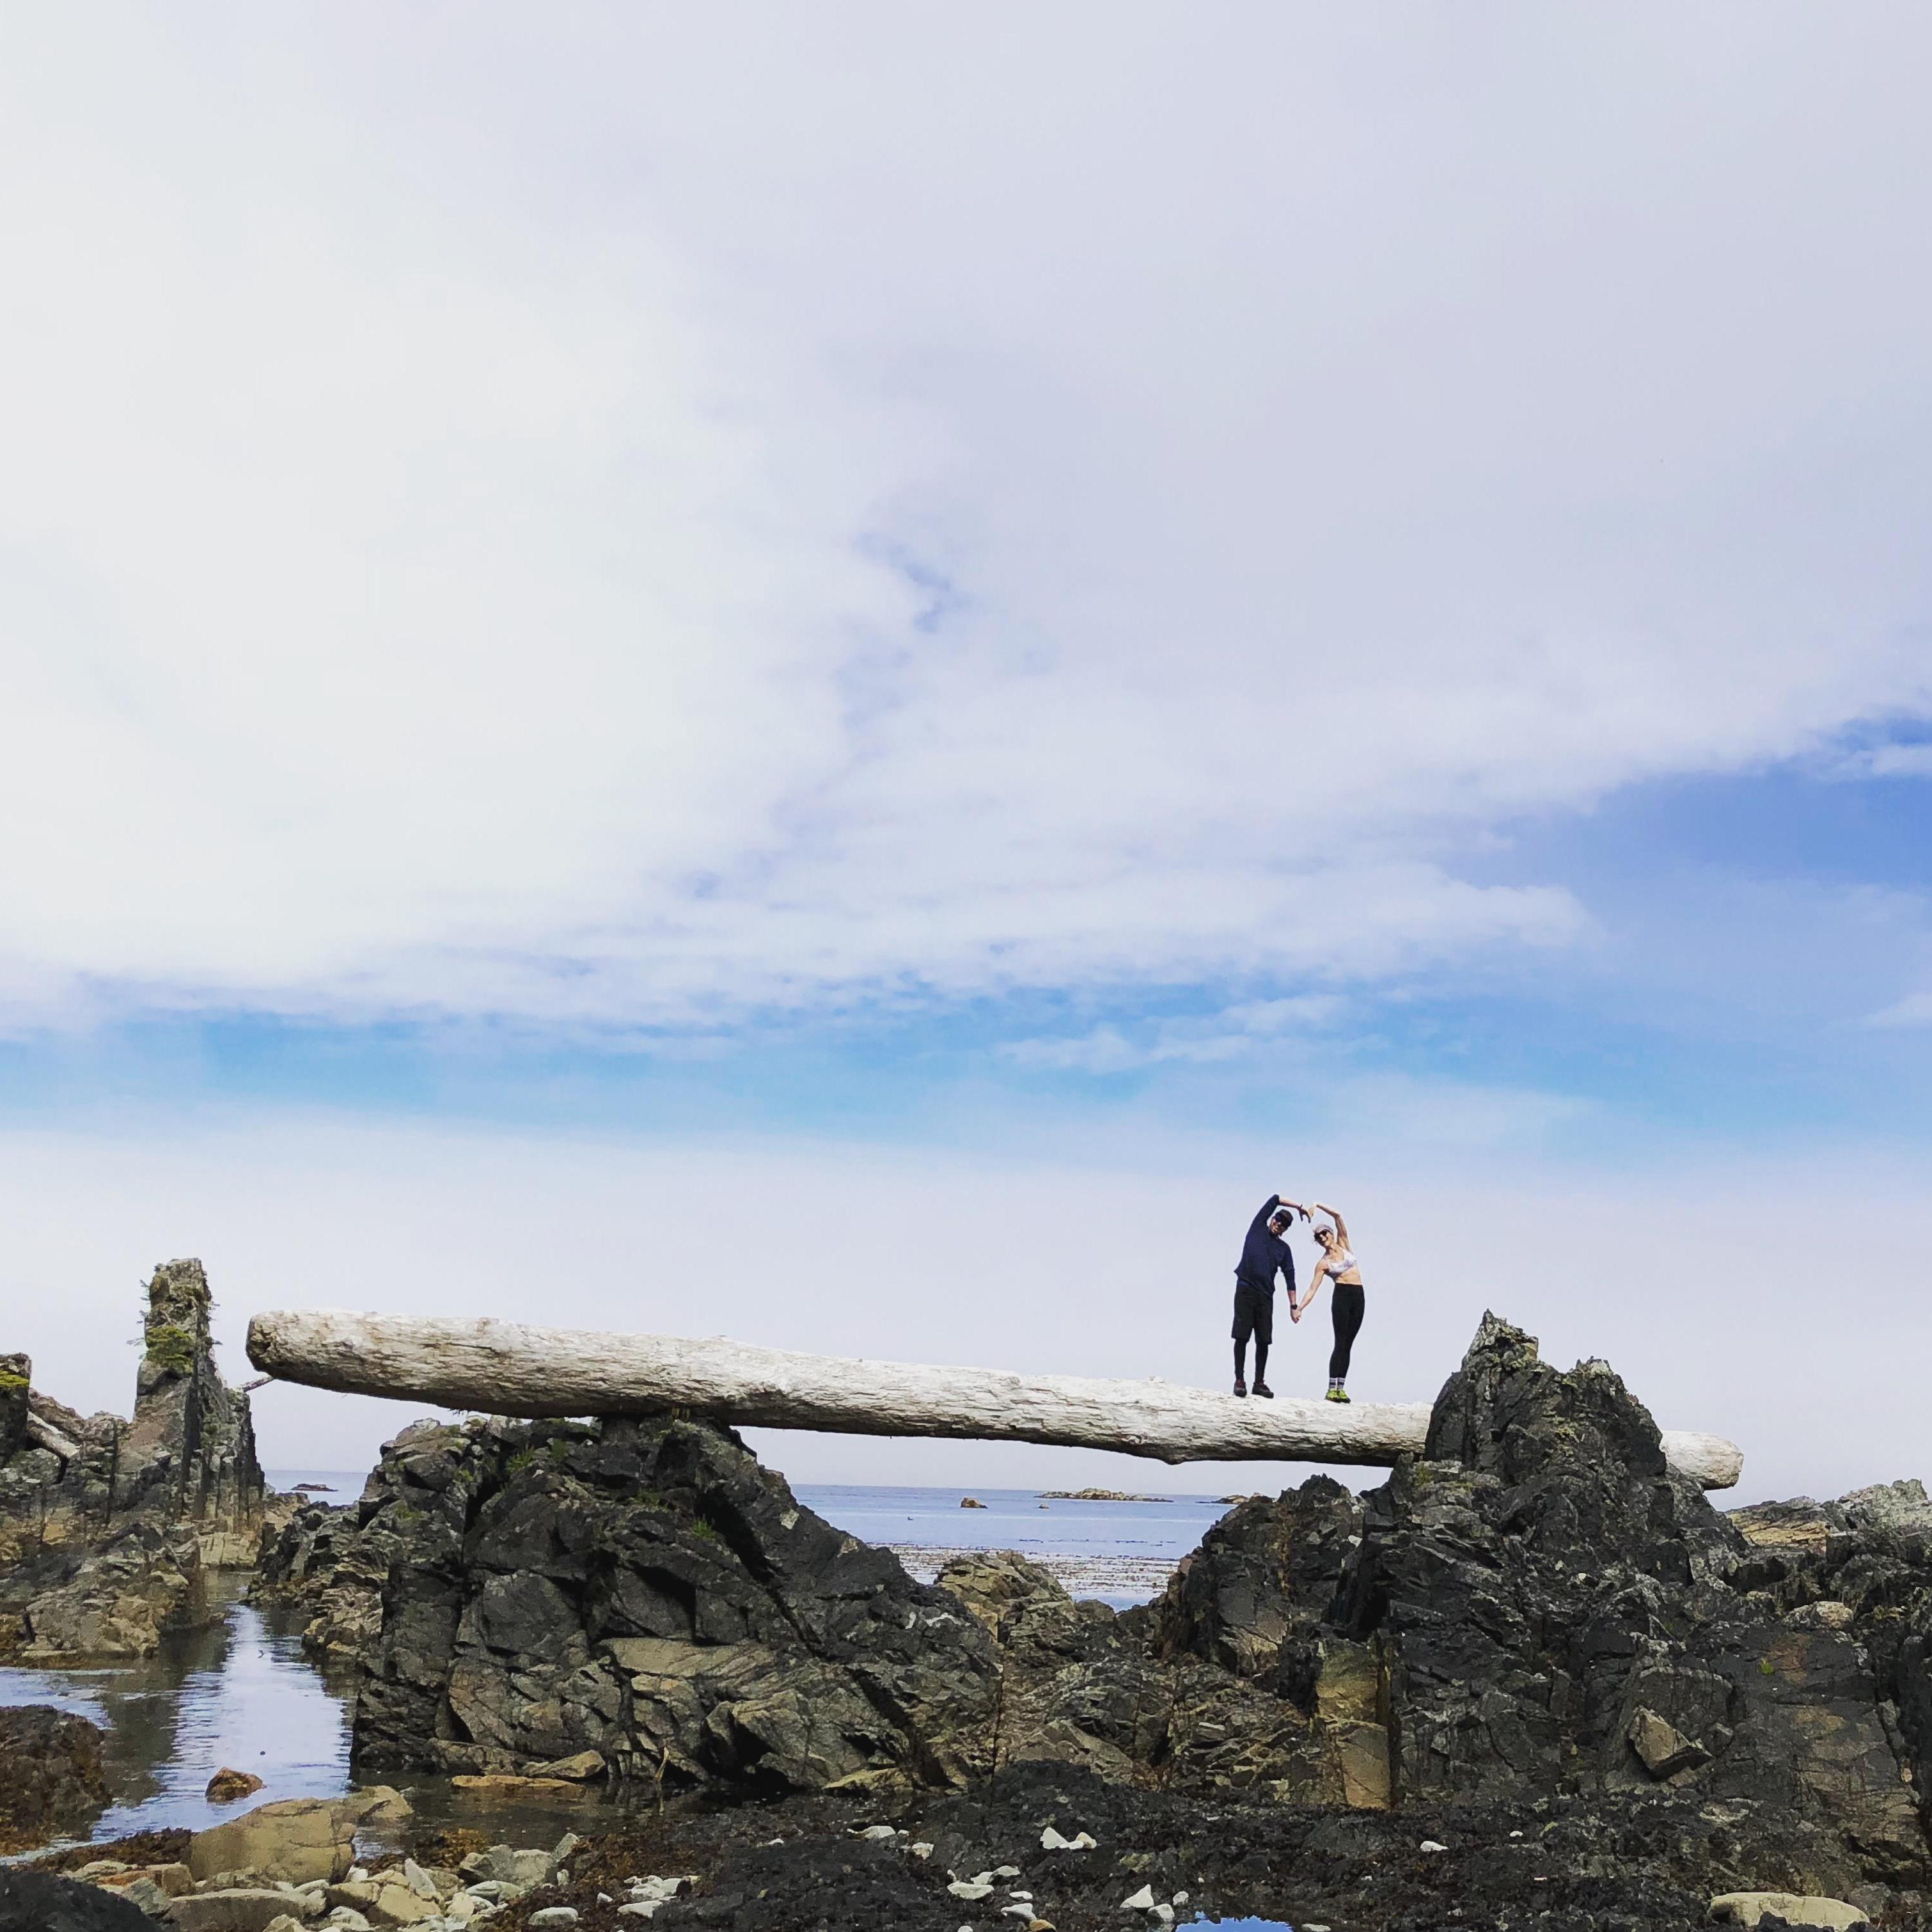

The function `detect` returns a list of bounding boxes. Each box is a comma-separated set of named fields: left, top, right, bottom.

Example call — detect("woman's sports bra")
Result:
left=1327, top=1246, right=1359, bottom=1275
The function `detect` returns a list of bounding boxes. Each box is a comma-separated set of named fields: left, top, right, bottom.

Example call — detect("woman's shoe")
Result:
left=1233, top=1379, right=1248, bottom=1398
left=1252, top=1381, right=1275, bottom=1399
left=1324, top=1386, right=1351, bottom=1403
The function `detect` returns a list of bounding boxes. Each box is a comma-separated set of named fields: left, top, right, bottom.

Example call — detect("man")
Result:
left=1231, top=1193, right=1306, bottom=1398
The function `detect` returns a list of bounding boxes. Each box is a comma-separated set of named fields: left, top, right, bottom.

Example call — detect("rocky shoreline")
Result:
left=13, top=1301, right=1932, bottom=1928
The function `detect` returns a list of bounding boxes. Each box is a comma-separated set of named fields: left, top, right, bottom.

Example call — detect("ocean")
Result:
left=269, top=1472, right=1241, bottom=1609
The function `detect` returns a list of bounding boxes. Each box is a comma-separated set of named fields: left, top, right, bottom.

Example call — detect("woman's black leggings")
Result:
left=1329, top=1283, right=1365, bottom=1381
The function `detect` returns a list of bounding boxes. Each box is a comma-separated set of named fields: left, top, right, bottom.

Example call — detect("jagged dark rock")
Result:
left=125, top=1260, right=265, bottom=1559
left=247, top=1308, right=1932, bottom=1920
left=274, top=1412, right=1003, bottom=1793
left=0, top=1262, right=268, bottom=1660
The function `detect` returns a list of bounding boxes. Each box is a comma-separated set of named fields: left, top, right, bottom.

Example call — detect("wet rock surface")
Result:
left=272, top=1761, right=1899, bottom=1931
left=0, top=1703, right=110, bottom=1852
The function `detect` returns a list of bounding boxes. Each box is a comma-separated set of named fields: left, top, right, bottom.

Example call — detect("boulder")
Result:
left=186, top=1796, right=361, bottom=1885
left=97, top=1865, right=193, bottom=1899
left=166, top=1892, right=324, bottom=1932
left=205, top=1767, right=266, bottom=1803
left=1627, top=1705, right=1710, bottom=1780
left=330, top=1880, right=437, bottom=1928
left=457, top=1845, right=556, bottom=1889
left=0, top=1867, right=151, bottom=1932
left=1709, top=1894, right=1870, bottom=1929
left=339, top=1786, right=412, bottom=1827
left=0, top=1704, right=109, bottom=1850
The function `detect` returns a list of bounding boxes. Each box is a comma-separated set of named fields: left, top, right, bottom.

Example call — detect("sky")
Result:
left=3, top=5, right=1930, bottom=1503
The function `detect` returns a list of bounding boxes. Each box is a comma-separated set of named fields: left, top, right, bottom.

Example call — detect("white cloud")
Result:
left=3, top=9, right=1931, bottom=1030
left=1867, top=991, right=1932, bottom=1028
left=1002, top=994, right=1347, bottom=1072
left=1828, top=743, right=1932, bottom=781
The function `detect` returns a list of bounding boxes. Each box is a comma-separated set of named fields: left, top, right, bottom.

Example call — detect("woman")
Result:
left=1291, top=1201, right=1365, bottom=1403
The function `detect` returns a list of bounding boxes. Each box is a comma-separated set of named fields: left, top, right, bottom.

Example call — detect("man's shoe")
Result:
left=1324, top=1386, right=1351, bottom=1403
left=1252, top=1381, right=1275, bottom=1399
left=1233, top=1379, right=1248, bottom=1398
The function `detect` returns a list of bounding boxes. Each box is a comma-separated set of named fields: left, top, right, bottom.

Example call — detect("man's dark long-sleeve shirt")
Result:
left=1235, top=1195, right=1296, bottom=1297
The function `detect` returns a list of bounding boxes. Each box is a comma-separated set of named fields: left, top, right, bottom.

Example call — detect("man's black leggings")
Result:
left=1329, top=1283, right=1365, bottom=1381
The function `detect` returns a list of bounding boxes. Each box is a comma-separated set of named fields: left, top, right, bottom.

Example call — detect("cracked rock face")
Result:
left=1, top=1262, right=268, bottom=1665
left=1146, top=1312, right=1932, bottom=1895
left=258, top=1310, right=1932, bottom=1904
left=319, top=1412, right=1003, bottom=1793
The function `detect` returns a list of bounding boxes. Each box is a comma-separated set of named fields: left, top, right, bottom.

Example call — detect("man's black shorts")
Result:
left=1231, top=1282, right=1273, bottom=1348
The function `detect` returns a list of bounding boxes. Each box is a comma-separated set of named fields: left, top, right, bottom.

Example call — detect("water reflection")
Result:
left=0, top=1576, right=350, bottom=1842
left=0, top=1482, right=1246, bottom=1849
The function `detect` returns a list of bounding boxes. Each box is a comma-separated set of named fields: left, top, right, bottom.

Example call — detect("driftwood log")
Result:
left=24, top=1410, right=80, bottom=1464
left=247, top=1308, right=1744, bottom=1489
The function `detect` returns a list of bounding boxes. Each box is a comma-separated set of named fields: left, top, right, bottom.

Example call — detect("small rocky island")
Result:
left=9, top=1292, right=1932, bottom=1928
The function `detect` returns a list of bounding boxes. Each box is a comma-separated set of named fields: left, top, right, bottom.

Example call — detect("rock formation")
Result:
left=265, top=1410, right=1003, bottom=1791
left=256, top=1308, right=1932, bottom=1922
left=0, top=1261, right=268, bottom=1661
left=1138, top=1314, right=1932, bottom=1909
left=125, top=1260, right=265, bottom=1563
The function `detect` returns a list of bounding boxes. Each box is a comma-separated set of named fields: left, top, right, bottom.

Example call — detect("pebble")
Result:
left=1120, top=1883, right=1157, bottom=1909
left=911, top=1842, right=936, bottom=1858
left=950, top=1880, right=996, bottom=1901
left=530, top=1912, right=580, bottom=1928
left=1420, top=1839, right=1449, bottom=1853
left=852, top=1824, right=899, bottom=1839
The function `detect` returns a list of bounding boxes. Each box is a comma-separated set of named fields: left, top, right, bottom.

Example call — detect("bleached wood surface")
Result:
left=24, top=1411, right=80, bottom=1463
left=246, top=1308, right=1744, bottom=1489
